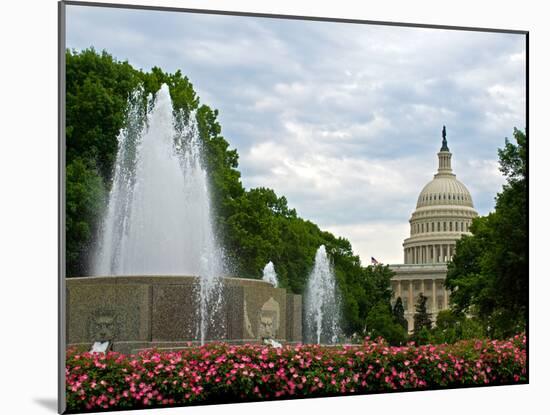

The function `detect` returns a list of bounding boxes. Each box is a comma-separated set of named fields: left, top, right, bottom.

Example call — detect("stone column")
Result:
left=432, top=279, right=437, bottom=314
left=408, top=281, right=413, bottom=313
left=397, top=280, right=402, bottom=300
left=444, top=288, right=448, bottom=309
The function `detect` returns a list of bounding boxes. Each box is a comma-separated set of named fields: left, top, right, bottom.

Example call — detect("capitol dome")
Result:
left=402, top=127, right=478, bottom=264
left=416, top=176, right=474, bottom=209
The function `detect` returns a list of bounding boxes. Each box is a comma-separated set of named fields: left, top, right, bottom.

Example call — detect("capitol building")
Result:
left=389, top=127, right=478, bottom=332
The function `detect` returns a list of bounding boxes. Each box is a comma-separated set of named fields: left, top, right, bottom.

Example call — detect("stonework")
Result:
left=67, top=276, right=302, bottom=354
left=259, top=297, right=280, bottom=339
left=390, top=133, right=478, bottom=332
left=285, top=294, right=303, bottom=342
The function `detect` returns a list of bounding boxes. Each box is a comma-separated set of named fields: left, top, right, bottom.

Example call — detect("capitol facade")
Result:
left=389, top=128, right=478, bottom=332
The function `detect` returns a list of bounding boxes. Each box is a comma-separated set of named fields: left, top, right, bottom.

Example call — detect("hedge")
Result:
left=66, top=334, right=526, bottom=411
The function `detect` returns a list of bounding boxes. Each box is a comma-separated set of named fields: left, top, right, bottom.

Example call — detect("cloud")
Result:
left=66, top=5, right=526, bottom=265
left=324, top=221, right=411, bottom=266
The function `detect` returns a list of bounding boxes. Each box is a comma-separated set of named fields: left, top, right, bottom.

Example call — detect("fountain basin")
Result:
left=66, top=275, right=302, bottom=354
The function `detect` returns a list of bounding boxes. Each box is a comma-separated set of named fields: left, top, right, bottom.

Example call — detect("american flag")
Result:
left=371, top=257, right=379, bottom=265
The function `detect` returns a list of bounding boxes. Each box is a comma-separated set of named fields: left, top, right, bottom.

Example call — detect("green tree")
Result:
left=430, top=309, right=460, bottom=344
left=430, top=310, right=486, bottom=344
left=392, top=297, right=408, bottom=331
left=458, top=316, right=485, bottom=340
left=413, top=293, right=432, bottom=341
left=65, top=49, right=142, bottom=275
left=66, top=158, right=106, bottom=275
left=365, top=302, right=407, bottom=346
left=66, top=48, right=141, bottom=181
left=446, top=128, right=527, bottom=338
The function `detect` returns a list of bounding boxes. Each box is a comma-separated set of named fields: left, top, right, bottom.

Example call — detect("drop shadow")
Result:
left=34, top=398, right=57, bottom=413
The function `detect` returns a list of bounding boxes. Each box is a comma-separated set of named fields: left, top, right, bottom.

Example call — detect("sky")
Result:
left=65, top=4, right=526, bottom=265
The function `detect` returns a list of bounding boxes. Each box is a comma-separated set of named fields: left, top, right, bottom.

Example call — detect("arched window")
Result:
left=461, top=222, right=464, bottom=231
left=431, top=222, right=434, bottom=232
left=443, top=222, right=447, bottom=231
left=449, top=222, right=453, bottom=231
left=421, top=223, right=424, bottom=233
left=438, top=222, right=441, bottom=232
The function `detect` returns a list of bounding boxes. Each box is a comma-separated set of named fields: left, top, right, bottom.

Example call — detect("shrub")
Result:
left=66, top=334, right=526, bottom=411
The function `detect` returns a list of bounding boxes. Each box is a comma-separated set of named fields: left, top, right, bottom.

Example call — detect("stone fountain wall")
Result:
left=66, top=276, right=302, bottom=354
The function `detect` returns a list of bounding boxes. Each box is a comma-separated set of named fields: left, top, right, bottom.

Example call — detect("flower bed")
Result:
left=66, top=334, right=526, bottom=411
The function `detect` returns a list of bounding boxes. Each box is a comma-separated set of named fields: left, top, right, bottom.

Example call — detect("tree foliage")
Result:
left=413, top=293, right=432, bottom=342
left=446, top=128, right=527, bottom=338
left=365, top=302, right=407, bottom=346
left=428, top=310, right=485, bottom=344
left=392, top=297, right=408, bottom=331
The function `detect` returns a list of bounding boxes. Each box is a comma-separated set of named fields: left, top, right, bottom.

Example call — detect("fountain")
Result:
left=94, top=84, right=224, bottom=344
left=66, top=84, right=303, bottom=353
left=304, top=245, right=341, bottom=344
left=262, top=261, right=278, bottom=287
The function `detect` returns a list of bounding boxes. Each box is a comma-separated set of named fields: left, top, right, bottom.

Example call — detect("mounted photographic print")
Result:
left=59, top=1, right=528, bottom=413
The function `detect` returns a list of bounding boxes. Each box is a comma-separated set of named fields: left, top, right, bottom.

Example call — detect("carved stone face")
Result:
left=90, top=314, right=116, bottom=341
left=258, top=297, right=280, bottom=340
left=259, top=315, right=274, bottom=339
